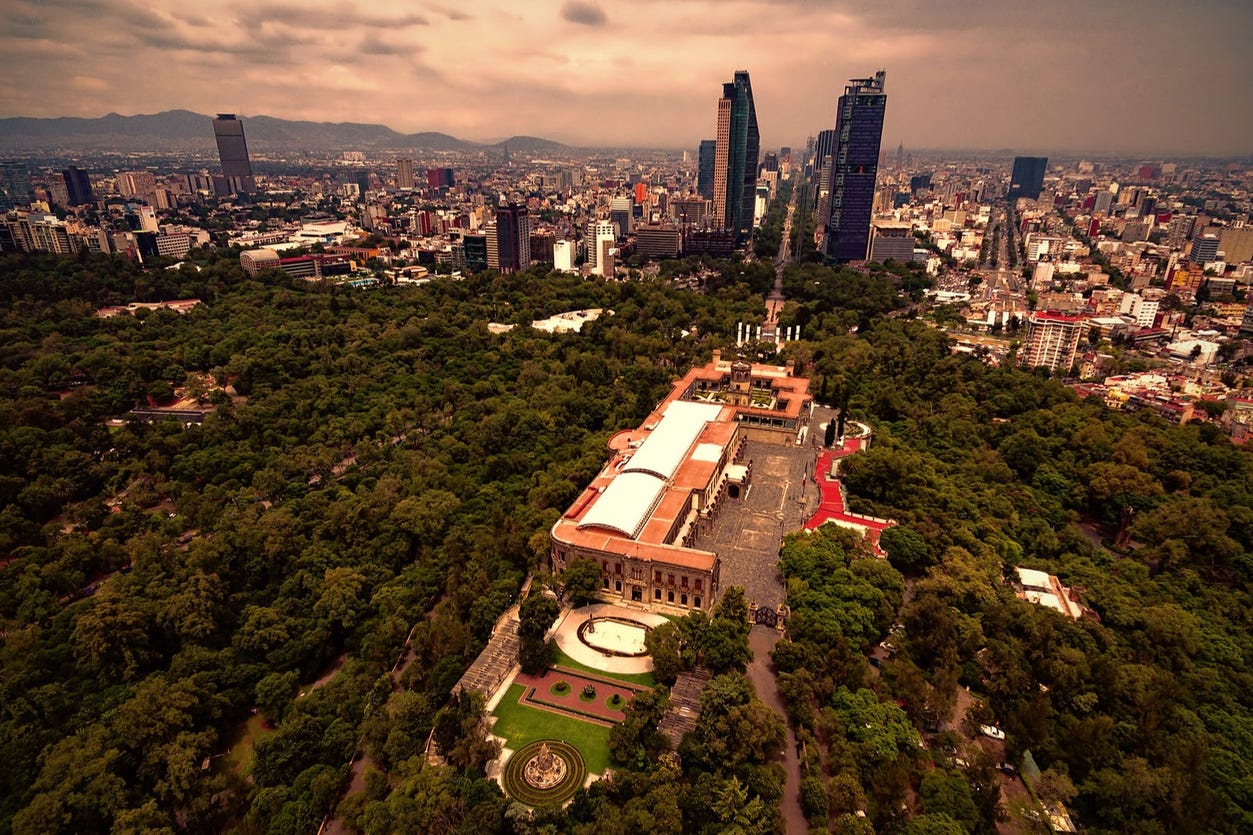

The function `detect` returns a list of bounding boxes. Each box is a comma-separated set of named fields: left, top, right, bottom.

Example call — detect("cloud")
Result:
left=0, top=0, right=1248, bottom=153
left=561, top=1, right=607, bottom=27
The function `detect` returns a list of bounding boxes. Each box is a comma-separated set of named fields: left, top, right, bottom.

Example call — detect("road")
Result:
left=747, top=626, right=807, bottom=835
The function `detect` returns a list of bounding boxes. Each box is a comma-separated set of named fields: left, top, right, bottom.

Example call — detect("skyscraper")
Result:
left=62, top=166, right=94, bottom=206
left=697, top=139, right=716, bottom=200
left=212, top=114, right=254, bottom=193
left=610, top=196, right=634, bottom=240
left=1010, top=156, right=1047, bottom=200
left=0, top=161, right=33, bottom=210
left=822, top=70, right=887, bottom=261
left=397, top=159, right=415, bottom=190
left=711, top=70, right=759, bottom=239
left=495, top=200, right=531, bottom=274
left=1022, top=312, right=1083, bottom=374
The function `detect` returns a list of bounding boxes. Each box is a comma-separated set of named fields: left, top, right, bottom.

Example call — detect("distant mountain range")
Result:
left=0, top=109, right=570, bottom=154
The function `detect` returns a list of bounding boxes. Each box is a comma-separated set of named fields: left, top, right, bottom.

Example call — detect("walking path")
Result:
left=551, top=603, right=667, bottom=675
left=804, top=430, right=893, bottom=554
left=747, top=626, right=807, bottom=834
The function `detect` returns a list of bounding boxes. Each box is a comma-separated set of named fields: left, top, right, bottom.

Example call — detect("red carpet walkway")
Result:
left=804, top=434, right=893, bottom=555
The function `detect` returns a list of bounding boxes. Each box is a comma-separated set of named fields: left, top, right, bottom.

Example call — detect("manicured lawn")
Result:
left=492, top=684, right=613, bottom=774
left=551, top=647, right=657, bottom=688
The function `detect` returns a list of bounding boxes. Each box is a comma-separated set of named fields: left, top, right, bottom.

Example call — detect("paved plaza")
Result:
left=552, top=603, right=668, bottom=675
left=693, top=406, right=836, bottom=612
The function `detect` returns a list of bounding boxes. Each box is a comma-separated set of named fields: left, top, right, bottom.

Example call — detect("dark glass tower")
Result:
left=823, top=70, right=887, bottom=261
left=697, top=139, right=716, bottom=200
left=713, top=70, right=759, bottom=240
left=212, top=114, right=254, bottom=193
left=62, top=166, right=94, bottom=206
left=1010, top=156, right=1047, bottom=199
left=495, top=200, right=531, bottom=274
left=0, top=161, right=33, bottom=210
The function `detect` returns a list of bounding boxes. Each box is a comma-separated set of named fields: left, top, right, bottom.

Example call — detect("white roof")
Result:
left=691, top=443, right=723, bottom=463
left=577, top=472, right=666, bottom=539
left=622, top=400, right=723, bottom=481
left=575, top=400, right=722, bottom=540
left=1016, top=567, right=1052, bottom=589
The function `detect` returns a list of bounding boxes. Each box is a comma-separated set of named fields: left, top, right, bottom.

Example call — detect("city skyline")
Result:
left=1, top=0, right=1251, bottom=155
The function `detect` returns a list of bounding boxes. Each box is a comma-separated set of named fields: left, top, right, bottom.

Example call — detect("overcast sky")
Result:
left=3, top=0, right=1250, bottom=155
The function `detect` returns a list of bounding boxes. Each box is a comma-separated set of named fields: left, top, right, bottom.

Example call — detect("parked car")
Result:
left=979, top=724, right=1006, bottom=740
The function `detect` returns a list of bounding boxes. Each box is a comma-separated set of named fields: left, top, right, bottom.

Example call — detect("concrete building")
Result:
left=636, top=224, right=682, bottom=260
left=553, top=239, right=576, bottom=273
left=397, top=158, right=415, bottom=190
left=1190, top=233, right=1220, bottom=265
left=1022, top=311, right=1084, bottom=374
left=240, top=248, right=281, bottom=276
left=549, top=354, right=811, bottom=614
left=610, top=195, right=634, bottom=239
left=586, top=219, right=615, bottom=276
left=868, top=221, right=914, bottom=263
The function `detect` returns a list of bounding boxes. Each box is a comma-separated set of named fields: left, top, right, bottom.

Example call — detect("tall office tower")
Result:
left=586, top=219, right=615, bottom=275
left=1022, top=312, right=1084, bottom=373
left=697, top=139, right=716, bottom=200
left=397, top=159, right=415, bottom=190
left=1190, top=233, right=1220, bottom=265
left=610, top=196, right=634, bottom=239
left=761, top=153, right=779, bottom=174
left=822, top=70, right=887, bottom=261
left=62, top=166, right=94, bottom=206
left=212, top=114, right=254, bottom=193
left=1009, top=156, right=1047, bottom=200
left=0, top=161, right=33, bottom=210
left=814, top=129, right=836, bottom=224
left=711, top=70, right=760, bottom=238
left=495, top=200, right=531, bottom=274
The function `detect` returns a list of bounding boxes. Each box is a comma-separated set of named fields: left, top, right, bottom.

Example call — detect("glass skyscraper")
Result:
left=1010, top=156, right=1047, bottom=200
left=212, top=114, right=254, bottom=193
left=712, top=70, right=759, bottom=240
left=822, top=71, right=887, bottom=262
left=697, top=139, right=716, bottom=200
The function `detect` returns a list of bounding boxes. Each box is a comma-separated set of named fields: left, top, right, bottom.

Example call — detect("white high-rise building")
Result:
left=585, top=220, right=615, bottom=276
left=554, top=239, right=575, bottom=273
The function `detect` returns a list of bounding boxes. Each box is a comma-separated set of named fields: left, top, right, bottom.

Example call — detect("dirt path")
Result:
left=747, top=626, right=807, bottom=834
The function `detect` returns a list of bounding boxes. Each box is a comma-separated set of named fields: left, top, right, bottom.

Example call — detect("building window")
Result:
left=631, top=567, right=642, bottom=581
left=668, top=590, right=675, bottom=603
left=654, top=571, right=662, bottom=583
left=668, top=573, right=675, bottom=586
left=602, top=578, right=609, bottom=589
left=615, top=580, right=622, bottom=592
left=654, top=588, right=662, bottom=600
left=615, top=562, right=622, bottom=575
left=681, top=593, right=688, bottom=606
left=681, top=575, right=689, bottom=588
left=695, top=579, right=703, bottom=593
left=694, top=596, right=702, bottom=609
left=632, top=587, right=642, bottom=602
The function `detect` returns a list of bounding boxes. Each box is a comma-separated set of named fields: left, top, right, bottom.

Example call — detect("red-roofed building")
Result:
left=550, top=353, right=810, bottom=613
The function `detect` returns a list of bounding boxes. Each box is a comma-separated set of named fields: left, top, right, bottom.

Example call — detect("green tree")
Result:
left=560, top=556, right=603, bottom=607
left=517, top=593, right=560, bottom=674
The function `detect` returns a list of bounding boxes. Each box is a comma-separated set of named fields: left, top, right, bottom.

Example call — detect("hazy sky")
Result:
left=3, top=0, right=1251, bottom=154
